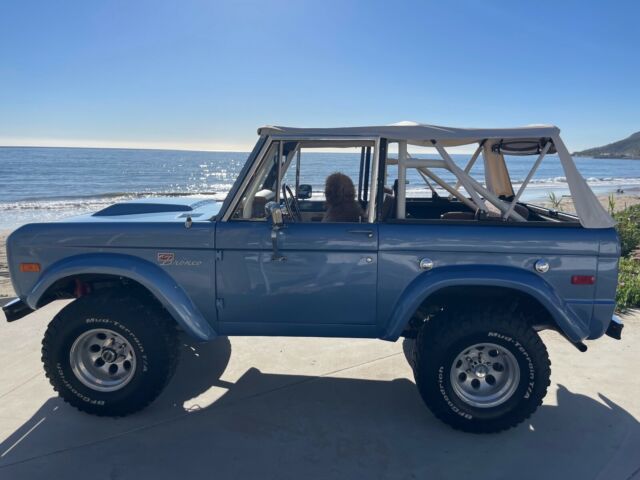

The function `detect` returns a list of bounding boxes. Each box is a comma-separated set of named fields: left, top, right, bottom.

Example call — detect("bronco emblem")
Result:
left=157, top=252, right=175, bottom=265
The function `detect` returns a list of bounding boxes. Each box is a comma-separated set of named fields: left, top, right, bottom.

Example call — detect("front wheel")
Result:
left=42, top=292, right=179, bottom=416
left=413, top=308, right=551, bottom=433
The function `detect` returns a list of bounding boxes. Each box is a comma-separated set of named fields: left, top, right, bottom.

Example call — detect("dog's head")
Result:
left=324, top=172, right=356, bottom=206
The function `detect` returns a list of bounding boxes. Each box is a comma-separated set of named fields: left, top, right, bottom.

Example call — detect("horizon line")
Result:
left=0, top=144, right=252, bottom=154
left=0, top=141, right=479, bottom=155
left=0, top=138, right=255, bottom=153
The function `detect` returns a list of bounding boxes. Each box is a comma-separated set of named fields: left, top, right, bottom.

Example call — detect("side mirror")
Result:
left=297, top=184, right=312, bottom=200
left=265, top=201, right=284, bottom=227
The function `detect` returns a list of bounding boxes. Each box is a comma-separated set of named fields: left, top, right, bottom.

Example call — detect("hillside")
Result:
left=574, top=131, right=640, bottom=159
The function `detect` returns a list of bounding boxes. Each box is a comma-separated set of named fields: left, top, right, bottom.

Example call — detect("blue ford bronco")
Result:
left=3, top=123, right=623, bottom=432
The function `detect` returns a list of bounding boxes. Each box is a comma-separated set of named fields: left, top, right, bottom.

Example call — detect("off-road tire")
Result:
left=414, top=306, right=551, bottom=433
left=402, top=337, right=417, bottom=371
left=42, top=292, right=179, bottom=416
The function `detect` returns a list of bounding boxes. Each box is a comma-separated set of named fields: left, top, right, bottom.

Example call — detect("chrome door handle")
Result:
left=347, top=229, right=374, bottom=238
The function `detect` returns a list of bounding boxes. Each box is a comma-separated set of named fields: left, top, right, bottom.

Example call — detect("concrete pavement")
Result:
left=0, top=301, right=638, bottom=480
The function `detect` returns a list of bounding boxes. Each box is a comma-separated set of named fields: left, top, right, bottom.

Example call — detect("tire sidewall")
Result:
left=46, top=305, right=167, bottom=411
left=425, top=329, right=539, bottom=423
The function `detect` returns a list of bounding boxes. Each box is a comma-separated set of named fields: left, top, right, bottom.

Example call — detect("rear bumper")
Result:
left=2, top=298, right=34, bottom=322
left=605, top=315, right=624, bottom=340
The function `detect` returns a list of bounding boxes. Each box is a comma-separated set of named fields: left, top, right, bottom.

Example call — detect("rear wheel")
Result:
left=42, top=292, right=179, bottom=416
left=413, top=307, right=551, bottom=433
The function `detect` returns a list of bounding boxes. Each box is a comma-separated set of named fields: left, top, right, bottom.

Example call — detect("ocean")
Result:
left=1, top=146, right=639, bottom=230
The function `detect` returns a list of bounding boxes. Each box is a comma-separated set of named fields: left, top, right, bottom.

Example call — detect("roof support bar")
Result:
left=433, top=142, right=488, bottom=213
left=434, top=142, right=526, bottom=222
left=457, top=168, right=526, bottom=221
left=295, top=148, right=301, bottom=196
left=375, top=139, right=388, bottom=221
left=502, top=141, right=552, bottom=220
left=451, top=142, right=483, bottom=196
left=275, top=141, right=283, bottom=203
left=367, top=138, right=381, bottom=223
left=363, top=147, right=371, bottom=202
left=357, top=147, right=365, bottom=202
left=417, top=167, right=478, bottom=212
left=467, top=173, right=527, bottom=221
left=397, top=141, right=407, bottom=219
left=412, top=154, right=439, bottom=198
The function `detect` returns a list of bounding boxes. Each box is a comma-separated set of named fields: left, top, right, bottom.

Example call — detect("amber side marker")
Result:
left=19, top=263, right=41, bottom=273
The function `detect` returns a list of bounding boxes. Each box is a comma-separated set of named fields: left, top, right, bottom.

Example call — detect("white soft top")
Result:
left=258, top=121, right=614, bottom=229
left=258, top=121, right=560, bottom=147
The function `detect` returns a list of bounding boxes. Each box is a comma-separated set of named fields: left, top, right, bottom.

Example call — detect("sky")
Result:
left=1, top=0, right=639, bottom=152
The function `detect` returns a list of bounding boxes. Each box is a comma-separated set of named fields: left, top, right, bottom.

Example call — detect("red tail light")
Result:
left=571, top=275, right=595, bottom=285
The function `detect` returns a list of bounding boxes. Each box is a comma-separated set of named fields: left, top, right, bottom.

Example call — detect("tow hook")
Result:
left=605, top=315, right=624, bottom=340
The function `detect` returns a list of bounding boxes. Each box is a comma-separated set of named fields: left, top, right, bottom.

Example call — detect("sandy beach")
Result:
left=545, top=189, right=640, bottom=215
left=1, top=190, right=638, bottom=301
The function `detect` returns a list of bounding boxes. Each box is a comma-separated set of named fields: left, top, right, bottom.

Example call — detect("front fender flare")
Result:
left=26, top=253, right=216, bottom=341
left=382, top=265, right=589, bottom=343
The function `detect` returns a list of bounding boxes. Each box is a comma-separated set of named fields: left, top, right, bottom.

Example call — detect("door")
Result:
left=215, top=136, right=381, bottom=336
left=215, top=221, right=378, bottom=336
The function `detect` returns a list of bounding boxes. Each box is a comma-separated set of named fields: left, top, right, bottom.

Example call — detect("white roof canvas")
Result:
left=258, top=122, right=614, bottom=229
left=259, top=121, right=560, bottom=147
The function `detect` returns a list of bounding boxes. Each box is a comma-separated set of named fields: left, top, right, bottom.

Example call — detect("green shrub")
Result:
left=547, top=192, right=563, bottom=210
left=614, top=204, right=640, bottom=256
left=616, top=257, right=640, bottom=310
left=608, top=194, right=616, bottom=214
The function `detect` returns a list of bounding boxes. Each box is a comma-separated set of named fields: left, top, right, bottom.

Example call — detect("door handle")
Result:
left=348, top=229, right=374, bottom=238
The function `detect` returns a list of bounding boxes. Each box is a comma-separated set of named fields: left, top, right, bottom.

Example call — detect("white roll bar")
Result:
left=390, top=140, right=527, bottom=222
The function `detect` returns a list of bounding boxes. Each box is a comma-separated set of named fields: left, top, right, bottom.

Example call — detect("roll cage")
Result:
left=220, top=123, right=615, bottom=229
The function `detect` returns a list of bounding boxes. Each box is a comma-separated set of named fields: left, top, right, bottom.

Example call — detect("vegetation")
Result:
left=546, top=192, right=563, bottom=211
left=607, top=194, right=616, bottom=215
left=616, top=257, right=640, bottom=310
left=614, top=204, right=640, bottom=310
left=574, top=131, right=640, bottom=159
left=613, top=204, right=640, bottom=257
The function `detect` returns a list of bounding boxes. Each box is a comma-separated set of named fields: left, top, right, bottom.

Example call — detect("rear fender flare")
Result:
left=382, top=265, right=589, bottom=343
left=26, top=253, right=216, bottom=341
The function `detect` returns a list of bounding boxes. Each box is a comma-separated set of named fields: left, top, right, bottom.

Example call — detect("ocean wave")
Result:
left=14, top=190, right=225, bottom=203
left=0, top=191, right=226, bottom=212
left=403, top=176, right=640, bottom=193
left=521, top=176, right=640, bottom=186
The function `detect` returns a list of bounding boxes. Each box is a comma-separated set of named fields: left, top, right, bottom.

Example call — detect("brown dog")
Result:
left=323, top=172, right=364, bottom=222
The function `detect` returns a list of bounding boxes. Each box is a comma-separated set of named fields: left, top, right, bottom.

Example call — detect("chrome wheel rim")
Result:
left=69, top=328, right=136, bottom=392
left=450, top=342, right=520, bottom=408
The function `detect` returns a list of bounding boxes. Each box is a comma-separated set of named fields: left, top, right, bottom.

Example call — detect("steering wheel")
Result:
left=282, top=184, right=302, bottom=222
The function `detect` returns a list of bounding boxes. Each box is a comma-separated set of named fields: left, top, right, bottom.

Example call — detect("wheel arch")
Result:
left=26, top=253, right=216, bottom=341
left=381, top=265, right=590, bottom=343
